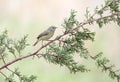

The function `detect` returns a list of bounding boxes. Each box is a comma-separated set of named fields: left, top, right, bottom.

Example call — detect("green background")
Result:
left=0, top=0, right=120, bottom=82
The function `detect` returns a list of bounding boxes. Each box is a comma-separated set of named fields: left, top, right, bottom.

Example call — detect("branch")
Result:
left=0, top=12, right=119, bottom=71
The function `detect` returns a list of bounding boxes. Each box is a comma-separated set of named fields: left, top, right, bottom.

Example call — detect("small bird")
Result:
left=33, top=26, right=57, bottom=46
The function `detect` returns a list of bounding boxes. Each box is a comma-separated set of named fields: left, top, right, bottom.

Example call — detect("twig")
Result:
left=89, top=55, right=120, bottom=82
left=0, top=54, right=22, bottom=79
left=89, top=0, right=116, bottom=20
left=0, top=71, right=8, bottom=79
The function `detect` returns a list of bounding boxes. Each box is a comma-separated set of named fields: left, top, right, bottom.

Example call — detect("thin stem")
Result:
left=0, top=71, right=8, bottom=79
left=89, top=55, right=120, bottom=82
left=0, top=53, right=22, bottom=80
left=89, top=0, right=115, bottom=20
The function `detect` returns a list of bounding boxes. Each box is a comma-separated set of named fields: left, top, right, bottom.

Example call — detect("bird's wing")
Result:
left=37, top=31, right=49, bottom=39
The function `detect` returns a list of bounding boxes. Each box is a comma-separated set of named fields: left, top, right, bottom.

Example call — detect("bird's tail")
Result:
left=33, top=39, right=39, bottom=46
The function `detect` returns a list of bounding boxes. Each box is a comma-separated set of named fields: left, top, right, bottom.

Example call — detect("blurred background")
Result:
left=0, top=0, right=120, bottom=82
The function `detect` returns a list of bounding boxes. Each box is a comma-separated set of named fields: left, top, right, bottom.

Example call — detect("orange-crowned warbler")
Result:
left=33, top=26, right=57, bottom=46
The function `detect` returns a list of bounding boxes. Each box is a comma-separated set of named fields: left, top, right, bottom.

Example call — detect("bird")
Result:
left=33, top=26, right=57, bottom=46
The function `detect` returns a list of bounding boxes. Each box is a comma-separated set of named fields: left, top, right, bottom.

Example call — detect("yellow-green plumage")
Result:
left=33, top=26, right=57, bottom=46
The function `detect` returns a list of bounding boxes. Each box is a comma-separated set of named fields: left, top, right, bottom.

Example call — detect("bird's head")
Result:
left=49, top=26, right=57, bottom=31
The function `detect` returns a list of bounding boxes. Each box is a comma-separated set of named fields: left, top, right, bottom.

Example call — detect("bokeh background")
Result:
left=0, top=0, right=120, bottom=82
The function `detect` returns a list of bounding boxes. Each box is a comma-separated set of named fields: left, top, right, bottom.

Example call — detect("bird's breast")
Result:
left=40, top=32, right=54, bottom=40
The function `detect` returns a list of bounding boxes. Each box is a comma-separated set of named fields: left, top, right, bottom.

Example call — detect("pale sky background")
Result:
left=0, top=0, right=120, bottom=82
